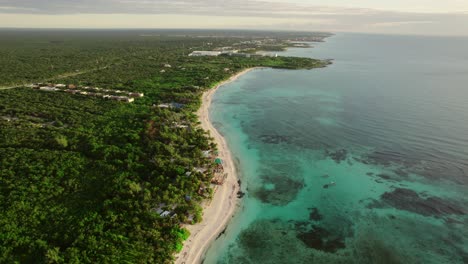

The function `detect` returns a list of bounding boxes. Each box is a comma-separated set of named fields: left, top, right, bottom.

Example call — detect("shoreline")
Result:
left=174, top=68, right=259, bottom=264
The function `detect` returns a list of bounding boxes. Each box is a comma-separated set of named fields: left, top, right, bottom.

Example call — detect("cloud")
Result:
left=0, top=0, right=468, bottom=35
left=0, top=5, right=39, bottom=12
left=370, top=21, right=435, bottom=28
left=0, top=0, right=379, bottom=16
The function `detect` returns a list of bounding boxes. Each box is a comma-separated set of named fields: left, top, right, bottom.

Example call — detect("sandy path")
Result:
left=174, top=68, right=258, bottom=264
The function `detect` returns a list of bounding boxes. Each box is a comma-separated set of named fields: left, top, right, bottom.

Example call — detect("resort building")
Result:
left=220, top=50, right=239, bottom=55
left=156, top=102, right=185, bottom=109
left=160, top=211, right=171, bottom=217
left=109, top=95, right=134, bottom=103
left=31, top=83, right=141, bottom=103
left=129, top=92, right=144, bottom=98
left=157, top=104, right=170, bottom=108
left=189, top=51, right=222, bottom=57
left=39, top=86, right=59, bottom=92
left=202, top=150, right=211, bottom=158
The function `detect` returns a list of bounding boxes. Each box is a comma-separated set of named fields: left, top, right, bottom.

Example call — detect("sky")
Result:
left=1, top=0, right=468, bottom=35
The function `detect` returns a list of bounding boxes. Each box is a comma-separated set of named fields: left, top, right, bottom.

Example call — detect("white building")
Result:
left=189, top=51, right=222, bottom=57
left=39, top=87, right=59, bottom=92
left=109, top=95, right=135, bottom=103
left=160, top=211, right=171, bottom=217
left=220, top=50, right=238, bottom=55
left=129, top=92, right=144, bottom=98
left=157, top=104, right=170, bottom=108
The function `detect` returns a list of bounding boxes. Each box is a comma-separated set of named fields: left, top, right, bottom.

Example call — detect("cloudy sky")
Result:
left=1, top=0, right=468, bottom=35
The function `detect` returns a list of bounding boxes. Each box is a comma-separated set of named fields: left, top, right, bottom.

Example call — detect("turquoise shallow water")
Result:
left=203, top=33, right=468, bottom=264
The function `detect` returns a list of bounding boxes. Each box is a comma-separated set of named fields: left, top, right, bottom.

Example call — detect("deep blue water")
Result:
left=204, top=33, right=468, bottom=264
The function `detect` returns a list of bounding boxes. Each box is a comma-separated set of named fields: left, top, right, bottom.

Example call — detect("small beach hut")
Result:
left=215, top=158, right=222, bottom=165
left=160, top=211, right=171, bottom=217
left=202, top=150, right=211, bottom=158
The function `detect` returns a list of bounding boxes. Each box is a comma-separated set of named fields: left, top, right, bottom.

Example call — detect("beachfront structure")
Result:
left=202, top=150, right=211, bottom=158
left=156, top=102, right=185, bottom=109
left=39, top=86, right=59, bottom=92
left=157, top=104, right=170, bottom=108
left=195, top=167, right=208, bottom=174
left=108, top=95, right=134, bottom=103
left=260, top=53, right=278, bottom=58
left=160, top=211, right=171, bottom=217
left=189, top=51, right=222, bottom=57
left=220, top=50, right=239, bottom=55
left=129, top=92, right=144, bottom=98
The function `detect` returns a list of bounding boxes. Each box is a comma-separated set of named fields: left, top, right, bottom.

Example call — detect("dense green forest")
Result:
left=0, top=29, right=329, bottom=263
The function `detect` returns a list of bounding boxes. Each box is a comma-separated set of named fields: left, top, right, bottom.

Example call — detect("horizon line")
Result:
left=1, top=27, right=468, bottom=38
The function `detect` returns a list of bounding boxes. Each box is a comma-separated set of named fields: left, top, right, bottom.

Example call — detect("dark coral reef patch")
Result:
left=369, top=188, right=466, bottom=217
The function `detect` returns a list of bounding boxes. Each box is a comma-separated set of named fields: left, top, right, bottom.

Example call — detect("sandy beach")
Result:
left=174, top=68, right=258, bottom=264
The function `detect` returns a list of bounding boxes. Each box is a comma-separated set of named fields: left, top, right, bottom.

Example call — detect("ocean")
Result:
left=203, top=33, right=468, bottom=264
